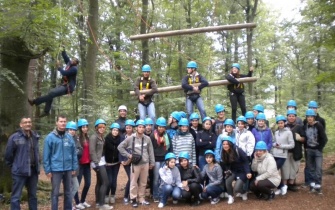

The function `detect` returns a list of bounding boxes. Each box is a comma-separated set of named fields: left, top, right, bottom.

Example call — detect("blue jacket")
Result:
left=251, top=127, right=273, bottom=152
left=215, top=132, right=236, bottom=162
left=58, top=51, right=77, bottom=93
left=5, top=129, right=40, bottom=176
left=43, top=129, right=78, bottom=174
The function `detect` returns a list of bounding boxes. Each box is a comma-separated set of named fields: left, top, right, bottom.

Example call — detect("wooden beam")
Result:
left=130, top=77, right=258, bottom=96
left=130, top=23, right=257, bottom=41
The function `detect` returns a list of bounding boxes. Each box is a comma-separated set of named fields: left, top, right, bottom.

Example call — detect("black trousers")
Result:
left=229, top=92, right=246, bottom=122
left=181, top=183, right=202, bottom=202
left=250, top=179, right=276, bottom=196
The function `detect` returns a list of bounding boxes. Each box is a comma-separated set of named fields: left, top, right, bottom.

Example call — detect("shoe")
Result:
left=315, top=188, right=322, bottom=195
left=158, top=202, right=164, bottom=208
left=192, top=200, right=201, bottom=206
left=265, top=191, right=275, bottom=201
left=274, top=189, right=281, bottom=195
left=227, top=195, right=234, bottom=204
left=123, top=198, right=129, bottom=204
left=99, top=204, right=113, bottom=210
left=73, top=207, right=79, bottom=210
left=153, top=198, right=160, bottom=203
left=105, top=196, right=110, bottom=204
left=210, top=197, right=220, bottom=205
left=288, top=184, right=298, bottom=192
left=172, top=200, right=178, bottom=204
left=82, top=202, right=91, bottom=208
left=39, top=112, right=50, bottom=118
left=141, top=200, right=150, bottom=205
left=199, top=193, right=204, bottom=200
left=75, top=203, right=85, bottom=209
left=281, top=185, right=288, bottom=195
left=28, top=98, right=34, bottom=106
left=132, top=199, right=138, bottom=208
left=241, top=192, right=248, bottom=201
left=235, top=193, right=241, bottom=197
left=309, top=183, right=316, bottom=193
left=110, top=196, right=115, bottom=204
left=255, top=193, right=263, bottom=199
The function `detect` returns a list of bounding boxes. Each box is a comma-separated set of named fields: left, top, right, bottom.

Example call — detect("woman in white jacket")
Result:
left=250, top=141, right=281, bottom=201
left=235, top=116, right=255, bottom=160
left=271, top=115, right=294, bottom=196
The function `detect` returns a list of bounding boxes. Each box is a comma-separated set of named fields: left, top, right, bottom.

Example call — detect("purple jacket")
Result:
left=251, top=127, right=273, bottom=152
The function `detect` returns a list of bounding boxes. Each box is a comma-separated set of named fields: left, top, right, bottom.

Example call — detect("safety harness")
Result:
left=139, top=77, right=151, bottom=90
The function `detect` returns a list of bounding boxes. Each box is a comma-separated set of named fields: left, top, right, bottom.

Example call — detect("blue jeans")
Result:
left=152, top=161, right=164, bottom=199
left=11, top=169, right=38, bottom=210
left=106, top=164, right=121, bottom=196
left=304, top=148, right=312, bottom=185
left=74, top=163, right=91, bottom=204
left=198, top=155, right=206, bottom=172
left=201, top=185, right=223, bottom=199
left=160, top=185, right=181, bottom=205
left=51, top=171, right=72, bottom=210
left=186, top=96, right=206, bottom=121
left=71, top=176, right=79, bottom=200
left=306, top=148, right=323, bottom=185
left=274, top=157, right=286, bottom=170
left=138, top=102, right=156, bottom=123
left=34, top=85, right=68, bottom=113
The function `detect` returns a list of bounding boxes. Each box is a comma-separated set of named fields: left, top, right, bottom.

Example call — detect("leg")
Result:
left=80, top=164, right=91, bottom=203
left=138, top=163, right=149, bottom=202
left=138, top=103, right=147, bottom=120
left=105, top=165, right=113, bottom=199
left=171, top=186, right=182, bottom=201
left=225, top=174, right=236, bottom=196
left=95, top=169, right=101, bottom=203
left=195, top=96, right=207, bottom=121
left=74, top=165, right=83, bottom=204
left=234, top=179, right=245, bottom=194
left=26, top=170, right=38, bottom=210
left=11, top=175, right=26, bottom=210
left=314, top=150, right=323, bottom=186
left=63, top=171, right=73, bottom=210
left=147, top=102, right=156, bottom=124
left=198, top=155, right=206, bottom=172
left=237, top=93, right=247, bottom=116
left=185, top=97, right=194, bottom=118
left=130, top=165, right=141, bottom=200
left=181, top=190, right=192, bottom=203
left=111, top=164, right=121, bottom=196
left=304, top=148, right=311, bottom=185
left=229, top=93, right=238, bottom=122
left=152, top=162, right=163, bottom=200
left=253, top=179, right=276, bottom=196
left=124, top=165, right=131, bottom=200
left=71, top=177, right=79, bottom=201
left=188, top=183, right=202, bottom=201
left=51, top=172, right=63, bottom=210
left=306, top=149, right=316, bottom=185
left=34, top=85, right=67, bottom=113
left=205, top=185, right=223, bottom=199
left=160, top=185, right=173, bottom=205
left=97, top=166, right=109, bottom=206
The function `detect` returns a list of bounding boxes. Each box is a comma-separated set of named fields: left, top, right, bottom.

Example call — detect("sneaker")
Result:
left=75, top=203, right=85, bottom=209
left=241, top=193, right=248, bottom=201
left=274, top=189, right=282, bottom=195
left=99, top=204, right=113, bottom=210
left=265, top=190, right=275, bottom=201
left=110, top=196, right=115, bottom=204
left=132, top=199, right=138, bottom=208
left=211, top=197, right=220, bottom=205
left=140, top=200, right=150, bottom=205
left=153, top=198, right=160, bottom=203
left=235, top=193, right=241, bottom=197
left=82, top=202, right=91, bottom=208
left=172, top=200, right=178, bottom=204
left=281, top=185, right=288, bottom=195
left=105, top=196, right=109, bottom=204
left=123, top=198, right=129, bottom=204
left=227, top=195, right=234, bottom=204
left=315, top=188, right=322, bottom=195
left=158, top=203, right=164, bottom=208
left=199, top=193, right=204, bottom=200
left=288, top=184, right=298, bottom=192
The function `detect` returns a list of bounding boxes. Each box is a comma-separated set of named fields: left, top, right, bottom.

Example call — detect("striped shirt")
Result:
left=171, top=132, right=196, bottom=164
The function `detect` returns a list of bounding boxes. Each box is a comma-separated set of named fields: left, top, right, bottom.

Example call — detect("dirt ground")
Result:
left=2, top=155, right=335, bottom=210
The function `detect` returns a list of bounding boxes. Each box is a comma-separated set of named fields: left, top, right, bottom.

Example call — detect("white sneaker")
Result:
left=210, top=198, right=220, bottom=205
left=235, top=193, right=241, bottom=197
left=105, top=196, right=109, bottom=204
left=158, top=203, right=164, bottom=208
left=82, top=202, right=91, bottom=208
left=99, top=204, right=113, bottom=210
left=110, top=196, right=115, bottom=204
left=75, top=203, right=85, bottom=209
left=172, top=200, right=178, bottom=204
left=275, top=189, right=282, bottom=195
left=241, top=193, right=248, bottom=201
left=227, top=195, right=234, bottom=204
left=281, top=185, right=288, bottom=195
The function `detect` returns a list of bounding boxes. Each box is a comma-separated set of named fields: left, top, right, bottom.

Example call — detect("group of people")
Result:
left=4, top=97, right=328, bottom=210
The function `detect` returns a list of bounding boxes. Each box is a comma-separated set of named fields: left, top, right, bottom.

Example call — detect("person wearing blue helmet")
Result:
left=189, top=113, right=203, bottom=163
left=177, top=151, right=202, bottom=206
left=212, top=104, right=227, bottom=136
left=196, top=117, right=217, bottom=171
left=303, top=109, right=327, bottom=194
left=303, top=100, right=326, bottom=129
left=134, top=64, right=158, bottom=125
left=245, top=111, right=255, bottom=131
left=118, top=119, right=155, bottom=207
left=286, top=100, right=303, bottom=126
left=149, top=117, right=170, bottom=202
left=200, top=150, right=223, bottom=205
left=251, top=113, right=273, bottom=152
left=104, top=123, right=122, bottom=205
left=171, top=118, right=196, bottom=164
left=144, top=117, right=154, bottom=136
left=235, top=116, right=255, bottom=161
left=166, top=111, right=180, bottom=140
left=182, top=61, right=209, bottom=121
left=215, top=119, right=236, bottom=162
left=226, top=63, right=254, bottom=122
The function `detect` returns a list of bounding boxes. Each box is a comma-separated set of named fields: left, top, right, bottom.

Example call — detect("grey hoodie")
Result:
left=201, top=163, right=223, bottom=188
left=271, top=127, right=294, bottom=158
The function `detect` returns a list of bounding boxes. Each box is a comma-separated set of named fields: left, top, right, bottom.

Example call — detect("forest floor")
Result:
left=1, top=154, right=335, bottom=210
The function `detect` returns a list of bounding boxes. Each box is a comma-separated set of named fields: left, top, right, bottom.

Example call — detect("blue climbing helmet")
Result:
left=189, top=113, right=200, bottom=121
left=275, top=115, right=286, bottom=123
left=136, top=119, right=145, bottom=126
left=286, top=109, right=297, bottom=116
left=178, top=118, right=189, bottom=126
left=256, top=113, right=266, bottom=120
left=222, top=136, right=234, bottom=144
left=237, top=116, right=247, bottom=123
left=178, top=151, right=190, bottom=160
left=77, top=118, right=89, bottom=127
left=156, top=117, right=167, bottom=127
left=171, top=111, right=181, bottom=122
left=231, top=63, right=240, bottom=70
left=125, top=119, right=135, bottom=127
left=95, top=119, right=106, bottom=127
left=144, top=118, right=154, bottom=125
left=253, top=104, right=264, bottom=113
left=287, top=100, right=297, bottom=108
left=204, top=150, right=215, bottom=156
left=245, top=111, right=254, bottom=119
left=308, top=101, right=318, bottom=108
left=179, top=111, right=187, bottom=119
left=202, top=116, right=212, bottom=123
left=305, top=109, right=316, bottom=117
left=165, top=152, right=176, bottom=160
left=142, top=64, right=151, bottom=72
left=215, top=104, right=225, bottom=113
left=187, top=61, right=198, bottom=69
left=255, top=141, right=267, bottom=150
left=66, top=121, right=77, bottom=130
left=110, top=123, right=120, bottom=129
left=224, top=119, right=235, bottom=127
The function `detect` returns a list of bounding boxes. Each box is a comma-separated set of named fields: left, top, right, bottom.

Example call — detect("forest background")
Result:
left=0, top=0, right=334, bottom=194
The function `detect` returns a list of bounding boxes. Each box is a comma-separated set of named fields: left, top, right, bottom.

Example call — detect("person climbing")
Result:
left=182, top=61, right=208, bottom=121
left=28, top=49, right=79, bottom=117
left=225, top=63, right=253, bottom=122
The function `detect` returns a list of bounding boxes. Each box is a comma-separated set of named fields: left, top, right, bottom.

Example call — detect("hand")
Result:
left=128, top=154, right=133, bottom=159
left=255, top=180, right=258, bottom=186
left=295, top=133, right=302, bottom=141
left=139, top=95, right=145, bottom=102
left=246, top=173, right=252, bottom=179
left=149, top=165, right=154, bottom=170
left=56, top=60, right=61, bottom=68
left=46, top=173, right=52, bottom=179
left=165, top=166, right=169, bottom=170
left=250, top=66, right=254, bottom=72
left=193, top=165, right=199, bottom=169
left=193, top=86, right=199, bottom=93
left=71, top=171, right=76, bottom=176
left=203, top=187, right=206, bottom=192
left=182, top=180, right=188, bottom=187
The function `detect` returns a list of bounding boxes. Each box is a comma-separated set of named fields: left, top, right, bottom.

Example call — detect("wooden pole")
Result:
left=130, top=23, right=257, bottom=41
left=130, top=77, right=257, bottom=96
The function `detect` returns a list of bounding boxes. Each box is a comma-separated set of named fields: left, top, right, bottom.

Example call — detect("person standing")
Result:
left=115, top=105, right=128, bottom=134
left=251, top=113, right=273, bottom=152
left=134, top=64, right=158, bottom=123
left=5, top=117, right=40, bottom=210
left=212, top=104, right=227, bottom=136
left=286, top=100, right=303, bottom=125
left=182, top=61, right=208, bottom=121
left=28, top=49, right=79, bottom=117
left=43, top=115, right=78, bottom=210
left=225, top=63, right=253, bottom=122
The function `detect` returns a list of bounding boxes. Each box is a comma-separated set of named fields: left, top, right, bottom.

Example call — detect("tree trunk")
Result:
left=141, top=0, right=149, bottom=65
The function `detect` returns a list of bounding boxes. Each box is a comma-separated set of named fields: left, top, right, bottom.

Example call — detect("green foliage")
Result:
left=0, top=68, right=24, bottom=94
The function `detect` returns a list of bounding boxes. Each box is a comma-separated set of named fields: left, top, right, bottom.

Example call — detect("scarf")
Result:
left=154, top=130, right=170, bottom=150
